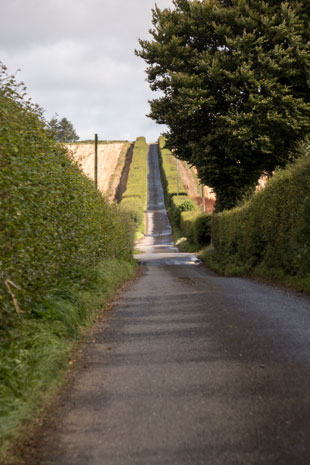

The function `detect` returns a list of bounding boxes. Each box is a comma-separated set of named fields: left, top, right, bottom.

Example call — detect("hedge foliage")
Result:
left=181, top=211, right=212, bottom=248
left=158, top=136, right=211, bottom=248
left=0, top=63, right=135, bottom=339
left=211, top=147, right=310, bottom=285
left=120, top=136, right=148, bottom=234
left=158, top=136, right=196, bottom=228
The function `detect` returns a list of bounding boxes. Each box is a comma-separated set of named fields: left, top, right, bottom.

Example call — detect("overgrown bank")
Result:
left=202, top=143, right=310, bottom=292
left=0, top=64, right=136, bottom=461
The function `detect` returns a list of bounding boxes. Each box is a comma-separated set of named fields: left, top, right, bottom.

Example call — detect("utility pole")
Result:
left=201, top=184, right=206, bottom=213
left=94, top=133, right=98, bottom=189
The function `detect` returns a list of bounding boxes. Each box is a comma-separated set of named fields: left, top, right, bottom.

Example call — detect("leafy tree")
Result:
left=47, top=115, right=59, bottom=139
left=136, top=0, right=310, bottom=211
left=47, top=115, right=79, bottom=143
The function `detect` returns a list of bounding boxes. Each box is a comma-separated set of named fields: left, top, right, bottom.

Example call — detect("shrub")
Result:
left=171, top=197, right=196, bottom=227
left=193, top=213, right=212, bottom=246
left=120, top=198, right=144, bottom=229
left=181, top=211, right=211, bottom=247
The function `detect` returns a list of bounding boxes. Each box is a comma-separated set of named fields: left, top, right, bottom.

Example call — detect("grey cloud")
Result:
left=1, top=0, right=173, bottom=141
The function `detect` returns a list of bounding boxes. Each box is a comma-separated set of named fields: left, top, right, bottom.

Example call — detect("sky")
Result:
left=0, top=0, right=174, bottom=142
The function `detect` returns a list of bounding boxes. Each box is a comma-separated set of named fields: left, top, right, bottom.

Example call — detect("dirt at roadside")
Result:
left=178, top=161, right=215, bottom=213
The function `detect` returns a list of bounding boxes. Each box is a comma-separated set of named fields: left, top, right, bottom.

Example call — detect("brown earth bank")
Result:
left=113, top=143, right=134, bottom=203
left=66, top=142, right=128, bottom=198
left=178, top=161, right=215, bottom=213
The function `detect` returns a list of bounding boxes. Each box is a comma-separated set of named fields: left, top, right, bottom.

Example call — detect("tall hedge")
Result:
left=0, top=64, right=134, bottom=338
left=120, top=136, right=148, bottom=233
left=211, top=148, right=310, bottom=282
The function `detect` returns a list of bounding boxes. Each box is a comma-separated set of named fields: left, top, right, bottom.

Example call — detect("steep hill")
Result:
left=66, top=142, right=129, bottom=197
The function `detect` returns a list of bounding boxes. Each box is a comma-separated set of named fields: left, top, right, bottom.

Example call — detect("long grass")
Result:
left=0, top=258, right=136, bottom=463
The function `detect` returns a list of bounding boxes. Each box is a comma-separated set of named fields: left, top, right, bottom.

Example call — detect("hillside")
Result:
left=66, top=142, right=129, bottom=198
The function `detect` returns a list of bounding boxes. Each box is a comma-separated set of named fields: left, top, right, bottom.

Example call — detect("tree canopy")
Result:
left=136, top=0, right=310, bottom=211
left=47, top=115, right=79, bottom=143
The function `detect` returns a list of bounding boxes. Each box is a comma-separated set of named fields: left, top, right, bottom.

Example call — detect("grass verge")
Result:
left=0, top=258, right=136, bottom=464
left=200, top=245, right=310, bottom=293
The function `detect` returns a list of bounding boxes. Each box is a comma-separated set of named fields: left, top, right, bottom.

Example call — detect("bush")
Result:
left=171, top=197, right=196, bottom=227
left=181, top=211, right=211, bottom=247
left=120, top=198, right=144, bottom=229
left=193, top=213, right=212, bottom=246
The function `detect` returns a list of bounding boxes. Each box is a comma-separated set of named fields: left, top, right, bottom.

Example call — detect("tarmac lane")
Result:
left=35, top=144, right=310, bottom=465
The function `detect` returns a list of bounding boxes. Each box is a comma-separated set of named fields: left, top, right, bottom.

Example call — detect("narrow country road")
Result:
left=36, top=144, right=310, bottom=465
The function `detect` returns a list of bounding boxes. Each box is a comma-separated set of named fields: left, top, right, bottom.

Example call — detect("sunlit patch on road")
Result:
left=135, top=252, right=201, bottom=266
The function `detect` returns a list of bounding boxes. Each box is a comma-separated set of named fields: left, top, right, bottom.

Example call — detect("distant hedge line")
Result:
left=0, top=65, right=135, bottom=337
left=120, top=136, right=148, bottom=234
left=209, top=147, right=310, bottom=289
left=158, top=136, right=195, bottom=228
left=158, top=136, right=211, bottom=248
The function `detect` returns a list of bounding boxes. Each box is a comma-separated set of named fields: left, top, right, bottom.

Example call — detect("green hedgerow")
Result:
left=0, top=62, right=135, bottom=340
left=209, top=147, right=310, bottom=288
left=120, top=136, right=148, bottom=234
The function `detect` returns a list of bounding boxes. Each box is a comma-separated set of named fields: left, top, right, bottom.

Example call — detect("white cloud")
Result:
left=0, top=0, right=173, bottom=141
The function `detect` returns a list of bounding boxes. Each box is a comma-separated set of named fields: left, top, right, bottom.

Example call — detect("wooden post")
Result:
left=94, top=133, right=98, bottom=189
left=176, top=159, right=179, bottom=196
left=201, top=184, right=206, bottom=212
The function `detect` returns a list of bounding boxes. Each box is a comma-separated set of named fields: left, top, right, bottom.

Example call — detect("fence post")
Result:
left=201, top=184, right=206, bottom=212
left=94, top=133, right=98, bottom=189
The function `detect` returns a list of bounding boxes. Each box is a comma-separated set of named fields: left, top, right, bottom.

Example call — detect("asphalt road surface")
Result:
left=37, top=144, right=310, bottom=465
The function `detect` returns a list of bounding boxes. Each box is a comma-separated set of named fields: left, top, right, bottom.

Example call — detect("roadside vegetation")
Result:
left=0, top=63, right=136, bottom=461
left=120, top=136, right=149, bottom=236
left=158, top=136, right=211, bottom=251
left=201, top=141, right=310, bottom=292
left=140, top=1, right=310, bottom=293
left=159, top=132, right=310, bottom=294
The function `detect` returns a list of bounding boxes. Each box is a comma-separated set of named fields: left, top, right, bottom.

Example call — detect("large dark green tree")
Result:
left=137, top=0, right=310, bottom=211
